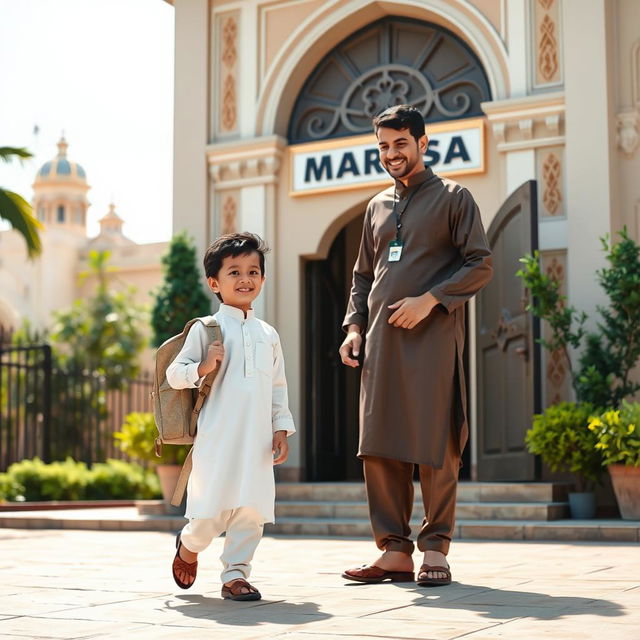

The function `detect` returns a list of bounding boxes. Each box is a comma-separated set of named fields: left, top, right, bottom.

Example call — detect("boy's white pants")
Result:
left=179, top=507, right=264, bottom=583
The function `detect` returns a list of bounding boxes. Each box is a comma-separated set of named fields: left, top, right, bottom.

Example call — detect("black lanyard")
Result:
left=392, top=180, right=427, bottom=242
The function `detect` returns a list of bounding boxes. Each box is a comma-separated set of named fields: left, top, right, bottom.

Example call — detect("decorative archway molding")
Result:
left=257, top=0, right=509, bottom=137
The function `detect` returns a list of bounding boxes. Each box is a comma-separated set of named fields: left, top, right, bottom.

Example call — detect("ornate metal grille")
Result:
left=288, top=17, right=492, bottom=143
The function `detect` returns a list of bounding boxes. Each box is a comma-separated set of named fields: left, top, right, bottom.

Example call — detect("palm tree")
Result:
left=0, top=146, right=42, bottom=258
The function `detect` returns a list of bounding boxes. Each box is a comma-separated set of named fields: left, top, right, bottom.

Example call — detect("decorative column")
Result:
left=172, top=0, right=210, bottom=257
left=563, top=0, right=617, bottom=323
left=206, top=136, right=286, bottom=322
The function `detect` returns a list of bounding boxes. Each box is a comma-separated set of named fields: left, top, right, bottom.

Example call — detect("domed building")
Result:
left=0, top=137, right=168, bottom=373
left=33, top=136, right=90, bottom=233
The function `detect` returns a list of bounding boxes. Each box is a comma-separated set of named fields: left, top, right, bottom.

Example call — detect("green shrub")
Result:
left=0, top=473, right=22, bottom=501
left=114, top=412, right=189, bottom=465
left=85, top=459, right=160, bottom=500
left=525, top=402, right=603, bottom=491
left=7, top=457, right=88, bottom=501
left=589, top=401, right=640, bottom=467
left=3, top=457, right=161, bottom=501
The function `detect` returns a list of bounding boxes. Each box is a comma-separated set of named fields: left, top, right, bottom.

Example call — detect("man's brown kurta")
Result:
left=343, top=167, right=492, bottom=468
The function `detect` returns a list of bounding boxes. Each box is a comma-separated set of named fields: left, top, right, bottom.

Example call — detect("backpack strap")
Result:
left=172, top=318, right=223, bottom=507
left=188, top=320, right=222, bottom=437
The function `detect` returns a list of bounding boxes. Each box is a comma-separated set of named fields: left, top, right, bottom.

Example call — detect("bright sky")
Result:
left=0, top=0, right=174, bottom=244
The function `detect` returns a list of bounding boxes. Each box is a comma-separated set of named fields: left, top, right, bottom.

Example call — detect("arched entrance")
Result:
left=293, top=15, right=491, bottom=481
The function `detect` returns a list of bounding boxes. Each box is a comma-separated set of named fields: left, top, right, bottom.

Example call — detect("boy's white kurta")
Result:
left=166, top=304, right=295, bottom=523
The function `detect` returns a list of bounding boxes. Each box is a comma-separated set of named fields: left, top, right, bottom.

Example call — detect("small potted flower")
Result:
left=588, top=401, right=640, bottom=520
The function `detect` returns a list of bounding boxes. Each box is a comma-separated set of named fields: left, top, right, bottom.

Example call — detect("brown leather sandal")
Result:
left=221, top=578, right=262, bottom=601
left=172, top=533, right=197, bottom=590
left=416, top=564, right=452, bottom=587
left=342, top=564, right=415, bottom=584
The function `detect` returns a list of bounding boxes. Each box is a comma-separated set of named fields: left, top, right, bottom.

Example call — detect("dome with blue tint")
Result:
left=35, top=137, right=87, bottom=184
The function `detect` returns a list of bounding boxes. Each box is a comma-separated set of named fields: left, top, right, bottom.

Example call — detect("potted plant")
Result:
left=525, top=402, right=603, bottom=518
left=588, top=401, right=640, bottom=520
left=114, top=412, right=189, bottom=510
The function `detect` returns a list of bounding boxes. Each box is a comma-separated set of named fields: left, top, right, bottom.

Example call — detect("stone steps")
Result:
left=275, top=481, right=571, bottom=504
left=273, top=500, right=568, bottom=520
left=0, top=507, right=636, bottom=542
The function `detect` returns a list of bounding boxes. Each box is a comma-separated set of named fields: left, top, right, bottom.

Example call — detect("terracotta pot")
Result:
left=156, top=464, right=182, bottom=504
left=608, top=464, right=640, bottom=520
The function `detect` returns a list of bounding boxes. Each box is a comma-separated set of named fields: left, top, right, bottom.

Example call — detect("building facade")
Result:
left=168, top=0, right=640, bottom=481
left=0, top=138, right=169, bottom=373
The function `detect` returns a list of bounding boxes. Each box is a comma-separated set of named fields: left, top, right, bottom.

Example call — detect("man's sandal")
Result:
left=221, top=578, right=262, bottom=601
left=172, top=533, right=197, bottom=590
left=342, top=565, right=415, bottom=584
left=416, top=564, right=452, bottom=587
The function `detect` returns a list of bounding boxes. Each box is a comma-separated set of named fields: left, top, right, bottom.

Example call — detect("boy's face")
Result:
left=207, top=251, right=265, bottom=312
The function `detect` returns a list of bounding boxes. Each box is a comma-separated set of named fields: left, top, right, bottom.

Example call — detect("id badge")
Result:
left=388, top=240, right=404, bottom=262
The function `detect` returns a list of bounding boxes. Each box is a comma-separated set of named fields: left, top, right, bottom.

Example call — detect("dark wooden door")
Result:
left=304, top=217, right=363, bottom=481
left=476, top=180, right=540, bottom=480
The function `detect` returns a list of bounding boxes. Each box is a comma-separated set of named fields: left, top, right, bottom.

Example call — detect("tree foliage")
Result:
left=51, top=250, right=146, bottom=390
left=0, top=146, right=42, bottom=258
left=151, top=232, right=211, bottom=347
left=517, top=228, right=640, bottom=408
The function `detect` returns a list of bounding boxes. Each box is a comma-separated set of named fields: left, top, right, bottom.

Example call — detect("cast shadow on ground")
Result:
left=167, top=594, right=333, bottom=626
left=344, top=580, right=625, bottom=621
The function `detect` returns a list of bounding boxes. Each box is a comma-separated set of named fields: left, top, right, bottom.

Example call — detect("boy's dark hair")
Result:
left=372, top=105, right=426, bottom=142
left=204, top=232, right=269, bottom=301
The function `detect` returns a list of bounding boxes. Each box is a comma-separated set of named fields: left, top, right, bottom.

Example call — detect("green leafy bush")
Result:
left=517, top=229, right=640, bottom=408
left=525, top=402, right=603, bottom=491
left=1, top=457, right=161, bottom=501
left=0, top=473, right=22, bottom=502
left=85, top=459, right=160, bottom=500
left=114, top=412, right=189, bottom=465
left=8, top=457, right=88, bottom=501
left=588, top=401, right=640, bottom=467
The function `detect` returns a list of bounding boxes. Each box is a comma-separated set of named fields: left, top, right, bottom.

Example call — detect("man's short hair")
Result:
left=372, top=105, right=426, bottom=142
left=204, top=232, right=269, bottom=300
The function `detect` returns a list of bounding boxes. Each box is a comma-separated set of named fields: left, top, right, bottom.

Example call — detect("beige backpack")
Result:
left=151, top=316, right=222, bottom=506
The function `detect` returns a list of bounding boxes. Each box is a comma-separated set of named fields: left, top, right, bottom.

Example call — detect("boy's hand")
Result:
left=272, top=430, right=289, bottom=465
left=198, top=341, right=224, bottom=377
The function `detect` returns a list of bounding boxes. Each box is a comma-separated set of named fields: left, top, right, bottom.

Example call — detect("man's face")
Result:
left=376, top=126, right=427, bottom=183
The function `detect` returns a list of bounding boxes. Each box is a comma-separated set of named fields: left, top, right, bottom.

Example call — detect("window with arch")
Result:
left=288, top=16, right=492, bottom=143
left=74, top=208, right=84, bottom=225
left=57, top=205, right=65, bottom=223
left=38, top=206, right=45, bottom=222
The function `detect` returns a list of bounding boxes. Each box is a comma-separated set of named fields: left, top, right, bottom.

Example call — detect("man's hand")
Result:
left=388, top=292, right=438, bottom=329
left=339, top=325, right=363, bottom=368
left=272, top=430, right=289, bottom=465
left=198, top=340, right=224, bottom=377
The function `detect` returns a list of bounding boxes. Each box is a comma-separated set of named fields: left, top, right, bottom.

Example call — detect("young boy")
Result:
left=167, top=232, right=295, bottom=601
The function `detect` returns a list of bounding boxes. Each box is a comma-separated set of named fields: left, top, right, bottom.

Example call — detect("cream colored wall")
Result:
left=614, top=0, right=640, bottom=240
left=173, top=0, right=210, bottom=257
left=0, top=227, right=85, bottom=332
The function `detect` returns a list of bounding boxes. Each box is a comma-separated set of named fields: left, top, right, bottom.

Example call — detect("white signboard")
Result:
left=290, top=118, right=485, bottom=196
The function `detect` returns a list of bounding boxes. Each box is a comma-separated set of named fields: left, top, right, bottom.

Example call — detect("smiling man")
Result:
left=339, top=105, right=493, bottom=587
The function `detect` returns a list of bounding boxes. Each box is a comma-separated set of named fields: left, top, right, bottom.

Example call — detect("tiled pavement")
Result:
left=0, top=528, right=638, bottom=639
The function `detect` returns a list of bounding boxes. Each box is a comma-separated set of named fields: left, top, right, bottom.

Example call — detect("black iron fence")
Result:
left=0, top=343, right=153, bottom=471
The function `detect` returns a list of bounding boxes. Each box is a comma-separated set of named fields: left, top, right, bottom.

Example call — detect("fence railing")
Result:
left=0, top=343, right=153, bottom=471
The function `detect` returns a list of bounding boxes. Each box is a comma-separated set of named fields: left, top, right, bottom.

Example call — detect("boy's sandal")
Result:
left=221, top=578, right=262, bottom=601
left=172, top=533, right=197, bottom=590
left=416, top=564, right=452, bottom=587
